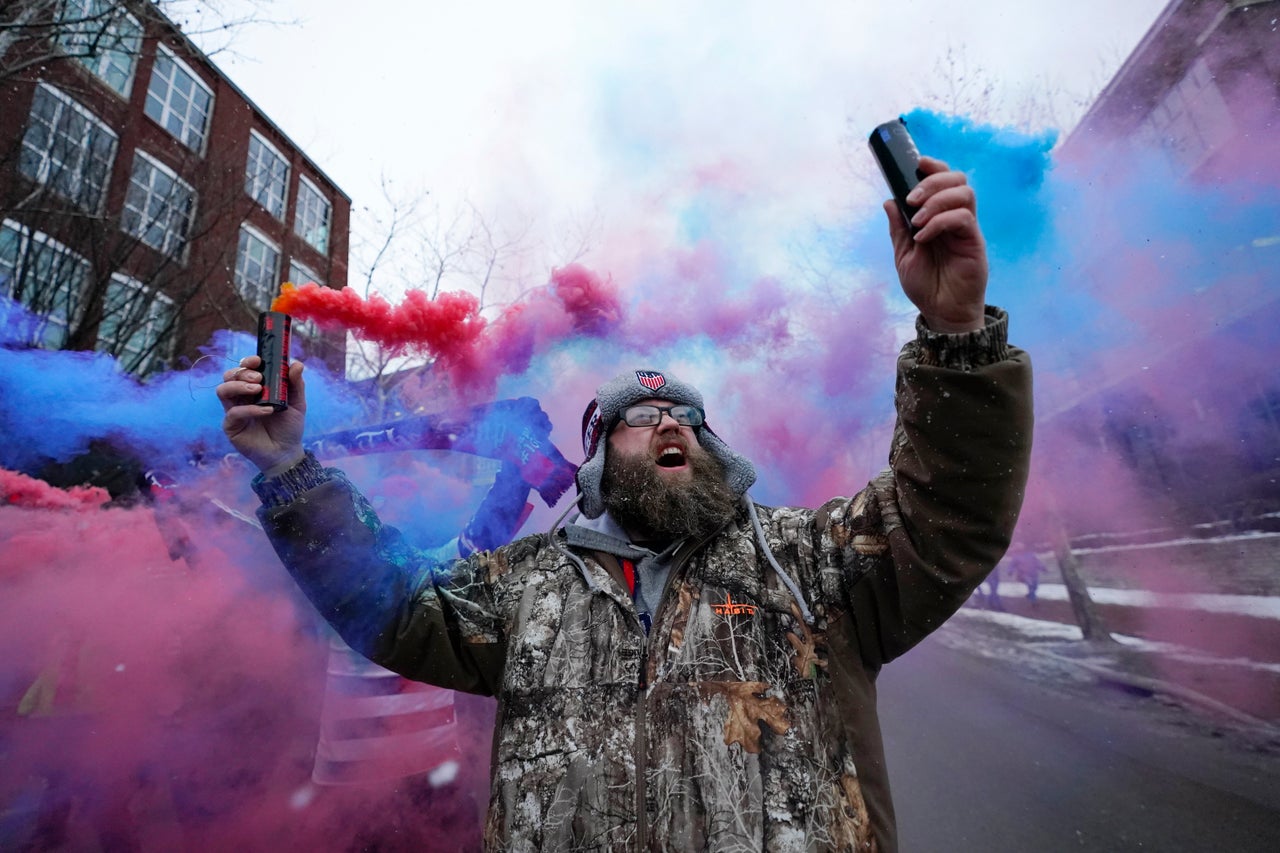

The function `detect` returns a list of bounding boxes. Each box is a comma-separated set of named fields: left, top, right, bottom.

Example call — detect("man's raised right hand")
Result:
left=216, top=356, right=308, bottom=474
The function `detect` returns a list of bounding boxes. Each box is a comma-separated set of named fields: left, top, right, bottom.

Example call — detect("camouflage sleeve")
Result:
left=258, top=469, right=512, bottom=696
left=816, top=305, right=1034, bottom=667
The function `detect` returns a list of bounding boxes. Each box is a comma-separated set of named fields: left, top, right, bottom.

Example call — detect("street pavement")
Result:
left=878, top=625, right=1280, bottom=852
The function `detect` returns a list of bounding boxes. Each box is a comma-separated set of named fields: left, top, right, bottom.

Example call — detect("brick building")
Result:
left=0, top=0, right=350, bottom=374
left=1045, top=0, right=1280, bottom=531
left=1063, top=0, right=1280, bottom=182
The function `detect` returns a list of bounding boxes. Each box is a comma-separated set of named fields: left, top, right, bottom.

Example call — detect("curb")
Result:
left=1022, top=644, right=1280, bottom=737
left=943, top=610, right=1280, bottom=739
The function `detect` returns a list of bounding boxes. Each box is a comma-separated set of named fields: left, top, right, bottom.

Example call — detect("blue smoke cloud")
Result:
left=901, top=107, right=1058, bottom=261
left=873, top=109, right=1279, bottom=393
left=895, top=109, right=1123, bottom=376
left=0, top=315, right=363, bottom=475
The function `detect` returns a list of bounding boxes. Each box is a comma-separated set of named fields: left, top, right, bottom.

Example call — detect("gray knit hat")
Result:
left=576, top=368, right=757, bottom=519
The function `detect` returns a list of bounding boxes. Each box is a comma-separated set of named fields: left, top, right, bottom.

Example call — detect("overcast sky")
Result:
left=198, top=0, right=1170, bottom=297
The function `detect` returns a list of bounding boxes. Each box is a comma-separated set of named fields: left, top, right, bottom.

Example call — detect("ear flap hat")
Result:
left=575, top=368, right=757, bottom=519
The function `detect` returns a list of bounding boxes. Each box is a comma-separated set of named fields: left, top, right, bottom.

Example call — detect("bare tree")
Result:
left=839, top=45, right=994, bottom=193
left=2, top=122, right=253, bottom=374
left=1, top=1, right=288, bottom=88
left=342, top=176, right=426, bottom=417
left=154, top=1, right=294, bottom=59
left=341, top=188, right=596, bottom=419
left=345, top=192, right=532, bottom=417
left=1039, top=489, right=1115, bottom=644
left=917, top=44, right=999, bottom=120
left=0, top=0, right=305, bottom=376
left=841, top=42, right=1112, bottom=186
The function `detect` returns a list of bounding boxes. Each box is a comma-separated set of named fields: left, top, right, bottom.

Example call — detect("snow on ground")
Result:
left=954, top=606, right=1085, bottom=641
left=1072, top=530, right=1280, bottom=551
left=994, top=582, right=1280, bottom=620
left=953, top=606, right=1280, bottom=675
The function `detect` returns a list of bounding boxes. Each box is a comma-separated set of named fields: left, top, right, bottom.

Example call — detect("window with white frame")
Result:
left=0, top=219, right=91, bottom=349
left=0, top=221, right=23, bottom=305
left=122, top=151, right=196, bottom=258
left=20, top=83, right=118, bottom=213
left=286, top=259, right=322, bottom=339
left=294, top=176, right=331, bottom=254
left=286, top=258, right=321, bottom=288
left=57, top=0, right=143, bottom=97
left=1139, top=58, right=1234, bottom=173
left=95, top=273, right=175, bottom=374
left=245, top=131, right=289, bottom=219
left=144, top=44, right=214, bottom=152
left=236, top=225, right=281, bottom=310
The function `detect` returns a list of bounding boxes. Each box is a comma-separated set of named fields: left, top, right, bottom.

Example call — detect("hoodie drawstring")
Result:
left=745, top=496, right=815, bottom=625
left=547, top=494, right=601, bottom=593
left=548, top=491, right=814, bottom=626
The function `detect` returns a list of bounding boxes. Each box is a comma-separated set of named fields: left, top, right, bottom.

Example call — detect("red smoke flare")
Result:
left=270, top=264, right=621, bottom=392
left=271, top=285, right=485, bottom=353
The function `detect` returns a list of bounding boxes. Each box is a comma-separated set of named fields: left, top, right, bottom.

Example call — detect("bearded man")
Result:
left=216, top=156, right=1033, bottom=852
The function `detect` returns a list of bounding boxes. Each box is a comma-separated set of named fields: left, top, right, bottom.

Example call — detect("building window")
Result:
left=286, top=260, right=322, bottom=339
left=286, top=259, right=321, bottom=287
left=122, top=151, right=196, bottom=259
left=0, top=219, right=91, bottom=348
left=57, top=0, right=143, bottom=97
left=96, top=273, right=176, bottom=374
left=1139, top=58, right=1234, bottom=173
left=236, top=225, right=280, bottom=310
left=294, top=176, right=331, bottom=254
left=19, top=83, right=118, bottom=213
left=245, top=131, right=289, bottom=219
left=144, top=44, right=214, bottom=153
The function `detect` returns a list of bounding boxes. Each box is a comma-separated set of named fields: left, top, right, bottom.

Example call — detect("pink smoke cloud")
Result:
left=1, top=468, right=110, bottom=510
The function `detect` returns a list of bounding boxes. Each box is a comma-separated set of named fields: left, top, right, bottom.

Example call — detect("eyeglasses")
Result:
left=618, top=404, right=704, bottom=428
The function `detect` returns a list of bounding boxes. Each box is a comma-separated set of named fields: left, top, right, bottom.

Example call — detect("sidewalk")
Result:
left=943, top=582, right=1280, bottom=733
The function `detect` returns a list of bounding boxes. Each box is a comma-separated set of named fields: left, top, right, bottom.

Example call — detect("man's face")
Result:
left=605, top=397, right=702, bottom=480
left=600, top=398, right=737, bottom=543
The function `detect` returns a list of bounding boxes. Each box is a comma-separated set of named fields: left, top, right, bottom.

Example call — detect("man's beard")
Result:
left=600, top=442, right=740, bottom=544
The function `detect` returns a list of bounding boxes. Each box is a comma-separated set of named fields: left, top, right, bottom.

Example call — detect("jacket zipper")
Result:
left=634, top=662, right=648, bottom=851
left=631, top=525, right=727, bottom=851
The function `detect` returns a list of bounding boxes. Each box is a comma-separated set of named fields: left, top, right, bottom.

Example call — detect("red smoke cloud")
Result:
left=0, top=500, right=491, bottom=850
left=271, top=264, right=622, bottom=393
left=1, top=468, right=110, bottom=509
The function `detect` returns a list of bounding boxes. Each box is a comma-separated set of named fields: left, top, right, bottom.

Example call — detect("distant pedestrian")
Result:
left=979, top=563, right=1005, bottom=611
left=1005, top=542, right=1046, bottom=603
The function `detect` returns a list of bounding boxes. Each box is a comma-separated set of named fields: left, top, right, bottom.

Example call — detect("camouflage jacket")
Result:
left=258, top=310, right=1033, bottom=852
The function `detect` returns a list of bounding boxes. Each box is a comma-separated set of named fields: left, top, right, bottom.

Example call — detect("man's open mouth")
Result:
left=657, top=446, right=687, bottom=468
